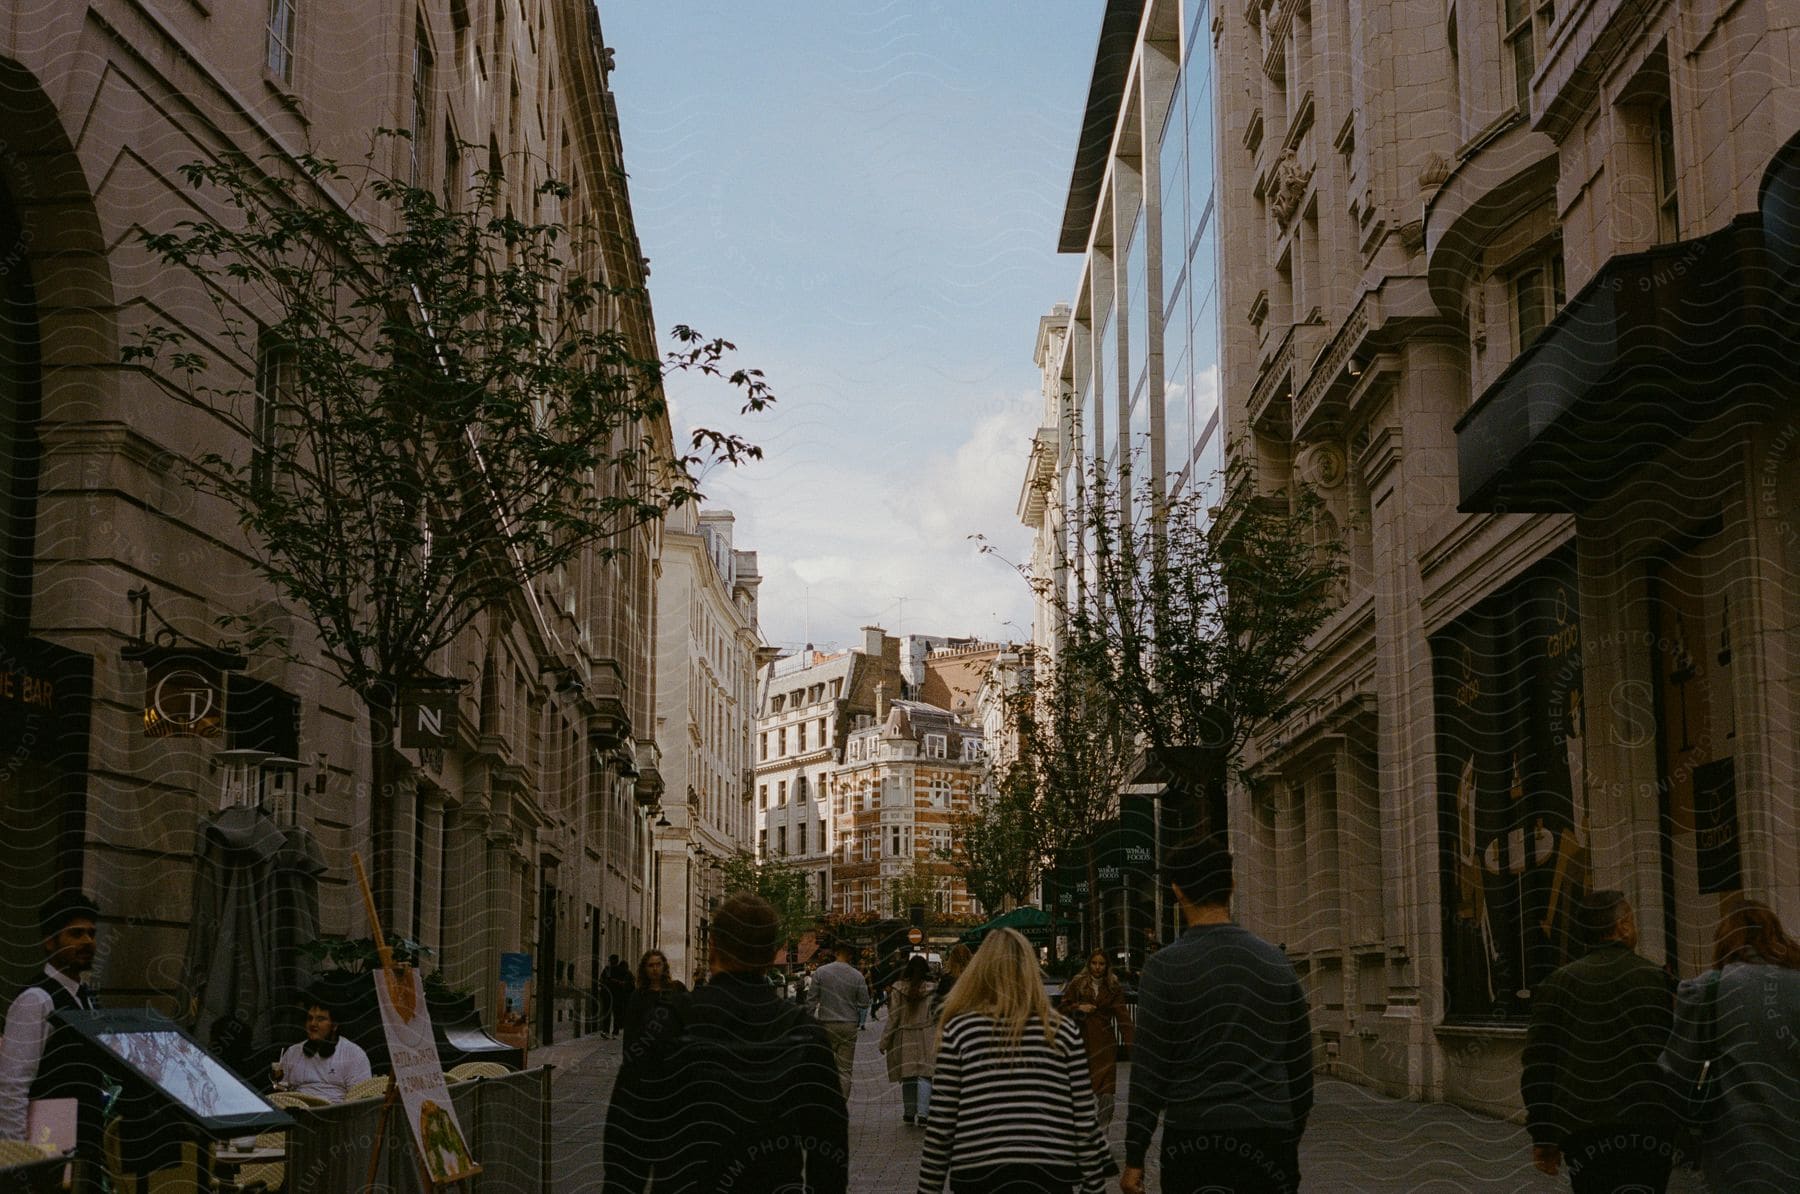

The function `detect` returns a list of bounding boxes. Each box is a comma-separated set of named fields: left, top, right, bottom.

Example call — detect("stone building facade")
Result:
left=1212, top=0, right=1800, bottom=1116
left=831, top=700, right=986, bottom=918
left=753, top=627, right=904, bottom=909
left=650, top=507, right=760, bottom=985
left=1043, top=0, right=1797, bottom=1117
left=0, top=0, right=670, bottom=1046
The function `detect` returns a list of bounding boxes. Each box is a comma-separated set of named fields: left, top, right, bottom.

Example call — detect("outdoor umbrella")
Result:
left=180, top=806, right=325, bottom=1070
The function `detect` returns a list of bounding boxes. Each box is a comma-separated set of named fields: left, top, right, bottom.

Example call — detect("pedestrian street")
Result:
left=539, top=1018, right=1709, bottom=1193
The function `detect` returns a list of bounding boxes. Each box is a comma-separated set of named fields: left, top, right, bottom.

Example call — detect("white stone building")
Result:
left=1044, top=0, right=1800, bottom=1121
left=651, top=507, right=761, bottom=984
left=754, top=628, right=904, bottom=910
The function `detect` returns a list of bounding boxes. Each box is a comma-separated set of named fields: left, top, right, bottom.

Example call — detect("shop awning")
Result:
left=1455, top=216, right=1789, bottom=513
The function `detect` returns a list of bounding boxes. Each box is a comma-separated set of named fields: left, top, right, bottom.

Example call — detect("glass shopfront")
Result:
left=1434, top=548, right=1586, bottom=1020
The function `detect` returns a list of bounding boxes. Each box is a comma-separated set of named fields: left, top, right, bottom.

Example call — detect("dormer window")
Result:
left=924, top=733, right=947, bottom=759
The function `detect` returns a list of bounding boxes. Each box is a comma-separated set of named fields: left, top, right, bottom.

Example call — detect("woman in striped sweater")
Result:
left=916, top=928, right=1116, bottom=1194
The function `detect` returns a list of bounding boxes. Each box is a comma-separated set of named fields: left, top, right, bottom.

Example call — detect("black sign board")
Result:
left=399, top=691, right=456, bottom=748
left=1692, top=758, right=1742, bottom=894
left=53, top=1009, right=293, bottom=1136
left=0, top=634, right=91, bottom=764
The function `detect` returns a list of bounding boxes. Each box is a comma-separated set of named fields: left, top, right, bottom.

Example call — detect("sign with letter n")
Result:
left=400, top=690, right=455, bottom=749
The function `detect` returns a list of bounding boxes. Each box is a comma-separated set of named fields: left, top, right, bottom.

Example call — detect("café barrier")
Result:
left=282, top=1065, right=552, bottom=1192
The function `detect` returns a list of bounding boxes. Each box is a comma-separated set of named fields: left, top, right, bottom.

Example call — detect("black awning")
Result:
left=1455, top=217, right=1790, bottom=513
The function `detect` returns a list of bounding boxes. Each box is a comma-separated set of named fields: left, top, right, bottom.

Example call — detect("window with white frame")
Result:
left=1502, top=0, right=1556, bottom=116
left=961, top=737, right=984, bottom=761
left=924, top=734, right=946, bottom=759
left=1510, top=246, right=1565, bottom=353
left=926, top=776, right=951, bottom=810
left=267, top=0, right=297, bottom=83
left=1652, top=99, right=1679, bottom=243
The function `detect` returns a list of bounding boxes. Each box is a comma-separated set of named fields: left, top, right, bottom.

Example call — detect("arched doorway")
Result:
left=0, top=63, right=100, bottom=994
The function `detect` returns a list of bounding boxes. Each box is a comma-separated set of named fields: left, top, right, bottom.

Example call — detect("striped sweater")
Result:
left=916, top=1013, right=1114, bottom=1194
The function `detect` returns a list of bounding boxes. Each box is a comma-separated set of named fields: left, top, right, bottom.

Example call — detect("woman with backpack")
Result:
left=917, top=929, right=1114, bottom=1194
left=881, top=954, right=938, bottom=1124
left=1661, top=896, right=1800, bottom=1191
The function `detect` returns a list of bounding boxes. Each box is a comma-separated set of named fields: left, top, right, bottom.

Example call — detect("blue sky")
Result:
left=599, top=2, right=1101, bottom=653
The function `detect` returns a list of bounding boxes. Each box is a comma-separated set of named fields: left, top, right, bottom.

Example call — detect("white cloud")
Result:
left=690, top=393, right=1041, bottom=653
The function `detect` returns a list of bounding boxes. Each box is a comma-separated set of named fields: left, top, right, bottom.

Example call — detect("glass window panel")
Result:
left=1160, top=82, right=1187, bottom=317
left=1165, top=344, right=1193, bottom=477
left=1096, top=310, right=1115, bottom=466
left=1125, top=210, right=1148, bottom=401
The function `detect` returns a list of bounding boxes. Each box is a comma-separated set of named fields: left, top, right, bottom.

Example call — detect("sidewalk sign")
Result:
left=352, top=853, right=481, bottom=1192
left=496, top=952, right=532, bottom=1061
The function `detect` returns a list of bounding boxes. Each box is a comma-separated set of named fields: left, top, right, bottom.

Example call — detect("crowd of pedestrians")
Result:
left=597, top=837, right=1800, bottom=1194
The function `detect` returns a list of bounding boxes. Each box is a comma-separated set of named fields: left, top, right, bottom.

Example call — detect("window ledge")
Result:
left=263, top=71, right=309, bottom=125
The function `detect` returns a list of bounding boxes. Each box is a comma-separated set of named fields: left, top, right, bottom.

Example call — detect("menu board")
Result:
left=53, top=1010, right=292, bottom=1134
left=374, top=968, right=479, bottom=1185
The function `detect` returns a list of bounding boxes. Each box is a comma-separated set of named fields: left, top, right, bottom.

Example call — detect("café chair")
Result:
left=344, top=1076, right=392, bottom=1102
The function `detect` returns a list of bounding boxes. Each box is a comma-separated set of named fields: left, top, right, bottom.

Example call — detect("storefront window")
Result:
left=1434, top=548, right=1585, bottom=1021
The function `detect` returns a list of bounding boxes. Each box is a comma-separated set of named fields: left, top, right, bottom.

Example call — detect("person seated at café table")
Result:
left=274, top=996, right=372, bottom=1103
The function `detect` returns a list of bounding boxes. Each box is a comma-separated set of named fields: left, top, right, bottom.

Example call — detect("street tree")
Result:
left=719, top=849, right=817, bottom=965
left=125, top=142, right=771, bottom=918
left=1061, top=461, right=1345, bottom=835
left=1004, top=645, right=1133, bottom=949
left=950, top=758, right=1042, bottom=917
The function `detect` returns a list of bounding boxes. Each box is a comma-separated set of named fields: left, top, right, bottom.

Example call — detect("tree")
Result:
left=718, top=850, right=816, bottom=959
left=125, top=141, right=771, bottom=918
left=951, top=757, right=1042, bottom=916
left=1005, top=646, right=1133, bottom=950
left=888, top=857, right=945, bottom=920
left=1062, top=460, right=1345, bottom=834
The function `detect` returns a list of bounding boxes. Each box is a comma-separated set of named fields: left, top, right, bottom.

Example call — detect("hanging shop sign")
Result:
left=130, top=647, right=244, bottom=739
left=399, top=690, right=457, bottom=749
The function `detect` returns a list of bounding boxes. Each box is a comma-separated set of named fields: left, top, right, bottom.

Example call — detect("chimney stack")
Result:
left=875, top=682, right=887, bottom=722
left=861, top=625, right=885, bottom=658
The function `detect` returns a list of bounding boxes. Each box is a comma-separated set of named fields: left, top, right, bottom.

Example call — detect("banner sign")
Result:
left=496, top=953, right=532, bottom=1053
left=374, top=968, right=480, bottom=1184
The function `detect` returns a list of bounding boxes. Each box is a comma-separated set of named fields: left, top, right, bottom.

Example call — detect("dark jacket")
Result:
left=621, top=983, right=689, bottom=1055
left=604, top=971, right=849, bottom=1194
left=1124, top=923, right=1313, bottom=1169
left=1522, top=941, right=1675, bottom=1144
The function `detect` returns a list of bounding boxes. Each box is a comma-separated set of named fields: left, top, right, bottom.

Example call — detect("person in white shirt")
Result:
left=0, top=891, right=102, bottom=1152
left=275, top=997, right=373, bottom=1103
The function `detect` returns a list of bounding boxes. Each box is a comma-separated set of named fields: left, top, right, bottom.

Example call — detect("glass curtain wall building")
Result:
left=1043, top=0, right=1219, bottom=963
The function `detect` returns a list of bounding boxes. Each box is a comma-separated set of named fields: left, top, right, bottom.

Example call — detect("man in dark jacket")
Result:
left=1124, top=837, right=1312, bottom=1194
left=1522, top=890, right=1677, bottom=1193
left=602, top=893, right=848, bottom=1194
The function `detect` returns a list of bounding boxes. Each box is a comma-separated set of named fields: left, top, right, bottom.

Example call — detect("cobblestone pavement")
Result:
left=537, top=1019, right=1706, bottom=1192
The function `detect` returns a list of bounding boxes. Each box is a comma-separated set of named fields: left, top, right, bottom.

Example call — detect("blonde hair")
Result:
left=938, top=928, right=1058, bottom=1049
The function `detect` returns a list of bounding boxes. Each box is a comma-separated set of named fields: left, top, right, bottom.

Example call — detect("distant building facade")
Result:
left=652, top=508, right=760, bottom=983
left=831, top=700, right=987, bottom=917
left=753, top=627, right=904, bottom=909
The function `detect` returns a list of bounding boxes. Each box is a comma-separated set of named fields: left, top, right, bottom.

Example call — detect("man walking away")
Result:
left=617, top=893, right=848, bottom=1194
left=807, top=941, right=870, bottom=1098
left=1523, top=890, right=1677, bottom=1193
left=1124, top=837, right=1312, bottom=1194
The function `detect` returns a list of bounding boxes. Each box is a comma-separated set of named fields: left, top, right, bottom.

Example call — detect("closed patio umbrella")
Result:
left=181, top=806, right=324, bottom=1071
